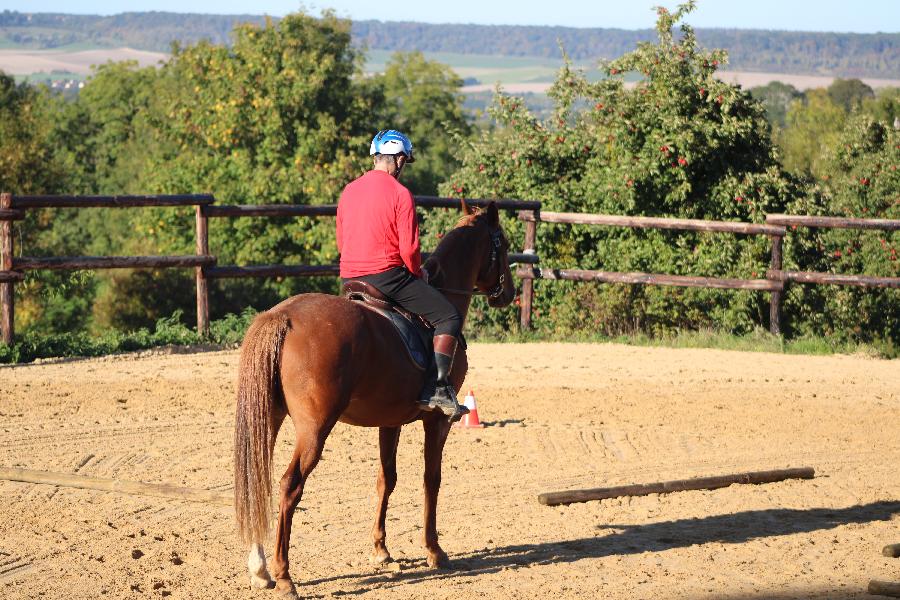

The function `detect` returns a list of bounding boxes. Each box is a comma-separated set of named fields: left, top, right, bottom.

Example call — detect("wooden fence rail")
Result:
left=516, top=210, right=788, bottom=333
left=0, top=194, right=541, bottom=343
left=195, top=200, right=540, bottom=333
left=763, top=214, right=900, bottom=294
left=1, top=192, right=896, bottom=346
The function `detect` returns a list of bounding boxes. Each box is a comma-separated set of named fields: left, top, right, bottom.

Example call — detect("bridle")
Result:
left=435, top=228, right=508, bottom=299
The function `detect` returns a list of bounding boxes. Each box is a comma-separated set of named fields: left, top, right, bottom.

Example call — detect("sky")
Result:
left=2, top=0, right=898, bottom=33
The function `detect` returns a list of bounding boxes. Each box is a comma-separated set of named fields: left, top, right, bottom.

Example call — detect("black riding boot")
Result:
left=419, top=334, right=469, bottom=422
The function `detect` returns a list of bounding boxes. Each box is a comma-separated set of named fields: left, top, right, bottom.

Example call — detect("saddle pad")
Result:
left=360, top=303, right=431, bottom=371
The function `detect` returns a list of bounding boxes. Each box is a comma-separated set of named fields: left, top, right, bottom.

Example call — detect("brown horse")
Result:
left=233, top=201, right=516, bottom=598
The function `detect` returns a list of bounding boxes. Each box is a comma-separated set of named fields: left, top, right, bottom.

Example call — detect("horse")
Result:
left=233, top=200, right=516, bottom=599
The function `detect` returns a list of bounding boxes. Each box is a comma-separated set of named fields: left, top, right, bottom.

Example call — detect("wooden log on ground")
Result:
left=517, top=266, right=784, bottom=291
left=13, top=255, right=216, bottom=271
left=884, top=544, right=900, bottom=558
left=869, top=580, right=900, bottom=597
left=768, top=270, right=900, bottom=289
left=518, top=210, right=785, bottom=235
left=767, top=214, right=900, bottom=231
left=537, top=467, right=815, bottom=506
left=10, top=194, right=215, bottom=209
left=0, top=467, right=231, bottom=506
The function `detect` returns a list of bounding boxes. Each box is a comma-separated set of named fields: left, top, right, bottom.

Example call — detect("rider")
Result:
left=336, top=129, right=468, bottom=421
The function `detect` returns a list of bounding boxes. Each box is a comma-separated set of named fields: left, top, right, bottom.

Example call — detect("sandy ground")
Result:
left=0, top=343, right=898, bottom=599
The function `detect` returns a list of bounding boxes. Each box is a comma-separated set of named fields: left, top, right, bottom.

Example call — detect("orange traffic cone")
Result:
left=456, top=390, right=485, bottom=428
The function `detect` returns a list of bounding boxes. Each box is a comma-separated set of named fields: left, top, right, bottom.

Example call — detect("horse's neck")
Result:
left=433, top=230, right=481, bottom=327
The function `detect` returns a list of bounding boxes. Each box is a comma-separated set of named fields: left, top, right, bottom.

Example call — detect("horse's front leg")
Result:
left=422, top=415, right=452, bottom=568
left=371, top=426, right=401, bottom=564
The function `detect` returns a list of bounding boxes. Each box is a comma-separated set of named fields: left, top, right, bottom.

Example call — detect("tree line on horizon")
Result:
left=1, top=9, right=898, bottom=79
left=0, top=2, right=897, bottom=360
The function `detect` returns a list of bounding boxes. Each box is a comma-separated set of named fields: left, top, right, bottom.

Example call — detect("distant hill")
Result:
left=1, top=10, right=897, bottom=79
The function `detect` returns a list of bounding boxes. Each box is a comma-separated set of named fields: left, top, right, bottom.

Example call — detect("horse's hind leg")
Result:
left=246, top=406, right=286, bottom=590
left=371, top=426, right=401, bottom=564
left=248, top=543, right=274, bottom=589
left=271, top=419, right=335, bottom=599
left=422, top=416, right=453, bottom=568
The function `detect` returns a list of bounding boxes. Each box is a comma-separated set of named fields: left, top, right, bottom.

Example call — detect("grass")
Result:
left=0, top=309, right=256, bottom=365
left=472, top=327, right=898, bottom=359
left=2, top=310, right=896, bottom=364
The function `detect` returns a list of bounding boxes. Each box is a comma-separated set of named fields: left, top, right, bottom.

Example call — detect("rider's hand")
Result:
left=420, top=266, right=430, bottom=284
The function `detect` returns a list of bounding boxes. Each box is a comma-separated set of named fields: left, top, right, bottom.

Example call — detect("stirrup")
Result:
left=418, top=385, right=469, bottom=422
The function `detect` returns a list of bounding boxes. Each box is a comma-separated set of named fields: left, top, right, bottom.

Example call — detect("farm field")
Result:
left=0, top=343, right=898, bottom=599
left=4, top=46, right=899, bottom=92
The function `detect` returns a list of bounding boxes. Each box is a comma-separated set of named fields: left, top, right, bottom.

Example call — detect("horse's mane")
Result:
left=423, top=208, right=488, bottom=276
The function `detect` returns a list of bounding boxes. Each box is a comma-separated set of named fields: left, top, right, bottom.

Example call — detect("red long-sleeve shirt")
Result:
left=336, top=170, right=422, bottom=279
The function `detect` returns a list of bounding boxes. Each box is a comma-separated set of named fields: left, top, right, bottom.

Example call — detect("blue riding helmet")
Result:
left=369, top=129, right=415, bottom=163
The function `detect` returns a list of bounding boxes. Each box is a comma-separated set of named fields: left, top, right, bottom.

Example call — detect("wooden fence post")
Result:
left=519, top=211, right=538, bottom=331
left=1, top=192, right=14, bottom=345
left=769, top=234, right=783, bottom=335
left=195, top=205, right=210, bottom=336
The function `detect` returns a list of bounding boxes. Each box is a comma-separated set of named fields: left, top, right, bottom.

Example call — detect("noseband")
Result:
left=436, top=228, right=507, bottom=298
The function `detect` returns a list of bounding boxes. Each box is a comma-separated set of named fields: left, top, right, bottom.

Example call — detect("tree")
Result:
left=374, top=51, right=472, bottom=196
left=440, top=1, right=798, bottom=336
left=827, top=78, right=875, bottom=113
left=781, top=115, right=899, bottom=345
left=749, top=80, right=802, bottom=127
left=89, top=11, right=380, bottom=326
left=778, top=89, right=846, bottom=179
left=0, top=71, right=65, bottom=194
left=862, top=86, right=900, bottom=126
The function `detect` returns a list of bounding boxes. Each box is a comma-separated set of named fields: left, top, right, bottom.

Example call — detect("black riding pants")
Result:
left=344, top=266, right=462, bottom=338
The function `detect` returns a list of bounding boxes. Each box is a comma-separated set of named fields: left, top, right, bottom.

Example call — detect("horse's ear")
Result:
left=486, top=201, right=500, bottom=227
left=461, top=199, right=475, bottom=216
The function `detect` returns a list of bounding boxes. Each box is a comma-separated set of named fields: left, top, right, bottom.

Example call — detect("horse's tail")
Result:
left=233, top=310, right=291, bottom=546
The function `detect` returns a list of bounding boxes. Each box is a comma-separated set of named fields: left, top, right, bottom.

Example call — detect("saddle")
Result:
left=342, top=281, right=433, bottom=371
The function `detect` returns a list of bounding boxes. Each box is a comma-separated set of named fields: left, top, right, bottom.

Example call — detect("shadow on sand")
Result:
left=306, top=501, right=900, bottom=596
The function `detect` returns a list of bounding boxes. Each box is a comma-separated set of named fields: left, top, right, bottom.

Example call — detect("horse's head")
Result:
left=457, top=200, right=517, bottom=308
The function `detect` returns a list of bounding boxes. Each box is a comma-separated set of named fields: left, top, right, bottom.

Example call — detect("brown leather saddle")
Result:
left=342, top=281, right=432, bottom=370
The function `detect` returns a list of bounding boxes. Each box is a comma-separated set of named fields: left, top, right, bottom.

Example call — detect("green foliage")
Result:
left=779, top=89, right=846, bottom=179
left=0, top=72, right=65, bottom=193
left=441, top=2, right=796, bottom=337
left=783, top=115, right=899, bottom=343
left=0, top=308, right=257, bottom=364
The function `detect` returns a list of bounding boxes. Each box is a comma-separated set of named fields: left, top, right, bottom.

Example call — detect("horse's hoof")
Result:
left=274, top=579, right=300, bottom=600
left=249, top=574, right=275, bottom=589
left=426, top=549, right=451, bottom=569
left=370, top=549, right=393, bottom=565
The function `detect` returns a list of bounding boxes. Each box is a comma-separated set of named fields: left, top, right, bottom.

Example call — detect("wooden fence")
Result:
left=1, top=192, right=897, bottom=345
left=0, top=193, right=540, bottom=344
left=515, top=210, right=899, bottom=334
